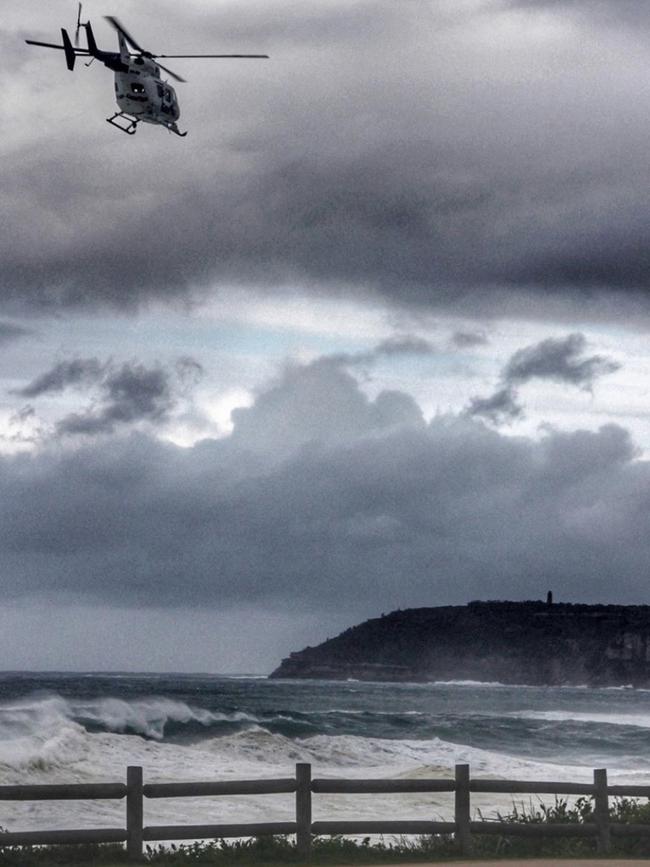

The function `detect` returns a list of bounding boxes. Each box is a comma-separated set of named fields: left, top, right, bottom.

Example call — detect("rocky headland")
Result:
left=270, top=600, right=650, bottom=686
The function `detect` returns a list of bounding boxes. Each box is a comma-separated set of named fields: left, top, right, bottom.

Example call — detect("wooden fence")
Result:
left=2, top=763, right=650, bottom=860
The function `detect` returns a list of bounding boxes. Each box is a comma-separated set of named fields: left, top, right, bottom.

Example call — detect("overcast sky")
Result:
left=2, top=0, right=650, bottom=672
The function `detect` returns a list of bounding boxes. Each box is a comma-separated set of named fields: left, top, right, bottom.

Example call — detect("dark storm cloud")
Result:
left=0, top=358, right=648, bottom=613
left=6, top=0, right=650, bottom=319
left=467, top=333, right=619, bottom=422
left=14, top=358, right=105, bottom=398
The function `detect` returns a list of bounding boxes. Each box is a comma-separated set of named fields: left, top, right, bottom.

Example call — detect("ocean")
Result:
left=1, top=672, right=650, bottom=836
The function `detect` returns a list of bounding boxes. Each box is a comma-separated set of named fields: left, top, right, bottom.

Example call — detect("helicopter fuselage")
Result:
left=114, top=57, right=180, bottom=126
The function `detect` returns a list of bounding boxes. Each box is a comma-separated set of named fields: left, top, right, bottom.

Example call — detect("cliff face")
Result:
left=270, top=601, right=650, bottom=686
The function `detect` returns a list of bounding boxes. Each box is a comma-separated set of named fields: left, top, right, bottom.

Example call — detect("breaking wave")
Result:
left=0, top=693, right=596, bottom=783
left=3, top=677, right=650, bottom=833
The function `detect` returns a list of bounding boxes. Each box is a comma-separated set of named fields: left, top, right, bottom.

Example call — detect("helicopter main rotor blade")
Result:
left=155, top=54, right=269, bottom=58
left=155, top=61, right=186, bottom=83
left=104, top=15, right=149, bottom=55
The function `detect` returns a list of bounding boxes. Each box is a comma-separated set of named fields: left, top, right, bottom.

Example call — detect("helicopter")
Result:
left=25, top=5, right=269, bottom=137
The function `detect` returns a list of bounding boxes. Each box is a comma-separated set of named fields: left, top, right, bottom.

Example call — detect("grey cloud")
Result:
left=0, top=357, right=647, bottom=614
left=14, top=354, right=206, bottom=436
left=11, top=405, right=36, bottom=424
left=466, top=386, right=523, bottom=424
left=466, top=333, right=619, bottom=423
left=13, top=356, right=205, bottom=437
left=230, top=357, right=425, bottom=459
left=175, top=357, right=205, bottom=387
left=14, top=358, right=105, bottom=398
left=374, top=336, right=436, bottom=357
left=56, top=362, right=175, bottom=436
left=507, top=0, right=650, bottom=27
left=5, top=1, right=650, bottom=320
left=1, top=405, right=41, bottom=446
left=504, top=333, right=620, bottom=390
left=452, top=331, right=489, bottom=349
left=0, top=322, right=32, bottom=345
left=328, top=335, right=437, bottom=368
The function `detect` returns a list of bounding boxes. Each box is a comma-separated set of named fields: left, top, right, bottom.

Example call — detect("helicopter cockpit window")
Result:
left=131, top=82, right=146, bottom=94
left=157, top=85, right=164, bottom=98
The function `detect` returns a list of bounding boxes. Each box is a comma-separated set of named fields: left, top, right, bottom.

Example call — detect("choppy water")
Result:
left=1, top=672, right=649, bottom=834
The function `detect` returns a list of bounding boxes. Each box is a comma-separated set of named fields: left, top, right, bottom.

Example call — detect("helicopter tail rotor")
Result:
left=74, top=3, right=83, bottom=47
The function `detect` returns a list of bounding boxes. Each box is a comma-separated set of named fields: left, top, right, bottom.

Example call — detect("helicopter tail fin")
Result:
left=61, top=28, right=76, bottom=70
left=116, top=31, right=130, bottom=64
left=84, top=21, right=98, bottom=56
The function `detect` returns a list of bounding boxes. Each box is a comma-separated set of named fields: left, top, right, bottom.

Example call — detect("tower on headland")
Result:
left=547, top=590, right=553, bottom=606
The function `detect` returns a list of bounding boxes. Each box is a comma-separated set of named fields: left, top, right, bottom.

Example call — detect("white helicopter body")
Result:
left=26, top=7, right=267, bottom=137
left=112, top=34, right=181, bottom=133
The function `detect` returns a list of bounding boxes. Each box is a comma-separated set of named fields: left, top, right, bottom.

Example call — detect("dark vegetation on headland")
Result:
left=270, top=600, right=650, bottom=686
left=4, top=799, right=650, bottom=863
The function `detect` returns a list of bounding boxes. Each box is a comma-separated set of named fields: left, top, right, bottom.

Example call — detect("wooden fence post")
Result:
left=594, top=768, right=611, bottom=854
left=126, top=765, right=144, bottom=861
left=455, top=764, right=472, bottom=856
left=296, top=762, right=312, bottom=860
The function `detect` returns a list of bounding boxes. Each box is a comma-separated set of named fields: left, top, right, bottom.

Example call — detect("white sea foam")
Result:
left=0, top=717, right=593, bottom=832
left=1, top=693, right=650, bottom=835
left=430, top=680, right=508, bottom=688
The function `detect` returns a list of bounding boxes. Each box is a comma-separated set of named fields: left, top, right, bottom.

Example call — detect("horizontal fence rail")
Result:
left=142, top=822, right=298, bottom=842
left=311, top=778, right=456, bottom=793
left=2, top=763, right=650, bottom=859
left=470, top=779, right=596, bottom=795
left=0, top=829, right=128, bottom=846
left=143, top=779, right=297, bottom=798
left=0, top=783, right=126, bottom=801
left=311, top=820, right=457, bottom=835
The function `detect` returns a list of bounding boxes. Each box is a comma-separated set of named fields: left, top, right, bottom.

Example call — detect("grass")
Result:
left=3, top=797, right=650, bottom=865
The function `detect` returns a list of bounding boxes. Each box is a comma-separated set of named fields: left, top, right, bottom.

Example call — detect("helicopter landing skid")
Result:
left=106, top=111, right=139, bottom=135
left=165, top=122, right=188, bottom=137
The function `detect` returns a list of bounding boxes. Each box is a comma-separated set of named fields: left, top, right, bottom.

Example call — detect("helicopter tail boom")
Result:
left=25, top=32, right=91, bottom=69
